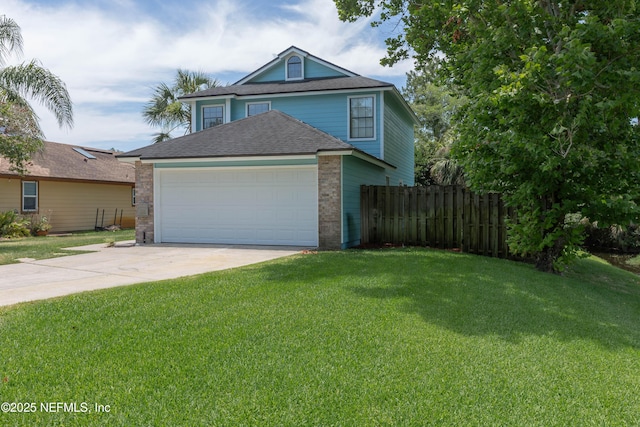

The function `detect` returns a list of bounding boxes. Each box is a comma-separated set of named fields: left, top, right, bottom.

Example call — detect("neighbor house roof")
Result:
left=118, top=110, right=395, bottom=169
left=179, top=76, right=395, bottom=100
left=0, top=140, right=135, bottom=184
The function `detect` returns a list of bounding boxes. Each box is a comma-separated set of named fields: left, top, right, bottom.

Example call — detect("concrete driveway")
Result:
left=0, top=242, right=304, bottom=307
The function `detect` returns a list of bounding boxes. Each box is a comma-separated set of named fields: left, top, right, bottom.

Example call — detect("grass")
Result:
left=0, top=248, right=639, bottom=426
left=0, top=229, right=135, bottom=265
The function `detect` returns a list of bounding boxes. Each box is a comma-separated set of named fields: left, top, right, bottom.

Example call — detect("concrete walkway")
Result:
left=0, top=241, right=304, bottom=307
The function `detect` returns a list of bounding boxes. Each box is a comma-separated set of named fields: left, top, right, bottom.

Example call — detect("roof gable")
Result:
left=235, top=46, right=357, bottom=85
left=0, top=141, right=135, bottom=184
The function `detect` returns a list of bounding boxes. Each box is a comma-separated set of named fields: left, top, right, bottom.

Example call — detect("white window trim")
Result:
left=22, top=181, right=38, bottom=212
left=347, top=94, right=377, bottom=141
left=201, top=104, right=225, bottom=129
left=285, top=54, right=304, bottom=81
left=246, top=101, right=271, bottom=117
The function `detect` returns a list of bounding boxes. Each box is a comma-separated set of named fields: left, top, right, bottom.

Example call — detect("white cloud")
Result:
left=3, top=0, right=412, bottom=152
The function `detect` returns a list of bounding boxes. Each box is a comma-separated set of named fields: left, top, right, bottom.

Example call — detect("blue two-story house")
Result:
left=119, top=46, right=417, bottom=249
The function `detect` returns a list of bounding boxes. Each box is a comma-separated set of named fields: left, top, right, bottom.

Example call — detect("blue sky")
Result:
left=4, top=0, right=413, bottom=152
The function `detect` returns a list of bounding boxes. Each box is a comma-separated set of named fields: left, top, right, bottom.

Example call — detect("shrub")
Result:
left=0, top=210, right=31, bottom=238
left=28, top=214, right=51, bottom=234
left=583, top=221, right=640, bottom=253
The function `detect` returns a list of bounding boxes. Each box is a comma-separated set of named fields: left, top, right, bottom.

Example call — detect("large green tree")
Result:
left=0, top=15, right=73, bottom=174
left=143, top=69, right=220, bottom=143
left=336, top=0, right=640, bottom=272
left=403, top=62, right=465, bottom=186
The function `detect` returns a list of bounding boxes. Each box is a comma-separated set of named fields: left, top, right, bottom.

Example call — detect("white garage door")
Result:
left=156, top=166, right=318, bottom=246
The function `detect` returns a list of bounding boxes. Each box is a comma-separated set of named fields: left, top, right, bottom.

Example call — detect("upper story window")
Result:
left=203, top=106, right=224, bottom=129
left=286, top=55, right=303, bottom=80
left=22, top=181, right=38, bottom=212
left=349, top=96, right=375, bottom=139
left=247, top=102, right=270, bottom=117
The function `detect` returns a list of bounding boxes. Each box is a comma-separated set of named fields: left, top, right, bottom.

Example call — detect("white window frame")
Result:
left=347, top=95, right=376, bottom=141
left=246, top=101, right=271, bottom=117
left=285, top=55, right=304, bottom=81
left=202, top=105, right=225, bottom=129
left=22, top=181, right=38, bottom=212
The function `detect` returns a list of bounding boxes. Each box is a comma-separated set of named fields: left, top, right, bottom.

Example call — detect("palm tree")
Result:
left=0, top=15, right=73, bottom=173
left=143, top=69, right=220, bottom=143
left=430, top=144, right=465, bottom=186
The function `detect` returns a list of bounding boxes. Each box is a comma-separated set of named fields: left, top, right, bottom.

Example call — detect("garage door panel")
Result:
left=157, top=167, right=318, bottom=246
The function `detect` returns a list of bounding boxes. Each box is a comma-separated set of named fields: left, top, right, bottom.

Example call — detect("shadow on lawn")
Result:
left=279, top=248, right=640, bottom=350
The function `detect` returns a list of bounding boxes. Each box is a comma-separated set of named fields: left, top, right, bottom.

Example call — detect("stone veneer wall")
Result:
left=317, top=156, right=342, bottom=250
left=135, top=161, right=154, bottom=244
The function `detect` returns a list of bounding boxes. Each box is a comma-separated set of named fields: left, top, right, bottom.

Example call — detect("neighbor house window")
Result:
left=203, top=106, right=224, bottom=129
left=286, top=55, right=302, bottom=80
left=22, top=181, right=38, bottom=212
left=349, top=96, right=375, bottom=139
left=247, top=102, right=270, bottom=117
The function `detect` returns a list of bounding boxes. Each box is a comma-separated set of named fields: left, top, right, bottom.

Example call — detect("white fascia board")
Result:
left=140, top=155, right=317, bottom=164
left=117, top=156, right=140, bottom=163
left=183, top=87, right=397, bottom=103
left=317, top=150, right=354, bottom=157
left=352, top=151, right=396, bottom=170
left=389, top=86, right=421, bottom=126
left=317, top=150, right=395, bottom=170
left=189, top=87, right=387, bottom=103
left=238, top=86, right=389, bottom=101
left=186, top=94, right=236, bottom=103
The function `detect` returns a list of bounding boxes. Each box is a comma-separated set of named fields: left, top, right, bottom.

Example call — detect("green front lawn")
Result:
left=0, top=229, right=135, bottom=265
left=0, top=248, right=639, bottom=426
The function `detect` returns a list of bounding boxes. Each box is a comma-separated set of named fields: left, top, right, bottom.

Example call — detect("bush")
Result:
left=0, top=210, right=31, bottom=238
left=583, top=221, right=640, bottom=253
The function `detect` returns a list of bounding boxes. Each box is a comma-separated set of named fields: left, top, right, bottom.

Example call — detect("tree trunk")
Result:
left=534, top=236, right=566, bottom=274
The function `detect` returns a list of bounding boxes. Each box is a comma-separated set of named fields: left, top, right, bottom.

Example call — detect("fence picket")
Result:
left=360, top=185, right=512, bottom=258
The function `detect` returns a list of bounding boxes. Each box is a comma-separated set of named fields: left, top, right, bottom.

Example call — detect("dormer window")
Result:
left=286, top=55, right=303, bottom=80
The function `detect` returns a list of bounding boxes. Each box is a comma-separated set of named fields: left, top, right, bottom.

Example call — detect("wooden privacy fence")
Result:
left=360, top=185, right=515, bottom=258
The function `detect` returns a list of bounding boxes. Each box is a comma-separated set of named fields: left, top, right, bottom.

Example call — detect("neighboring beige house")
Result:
left=0, top=140, right=136, bottom=232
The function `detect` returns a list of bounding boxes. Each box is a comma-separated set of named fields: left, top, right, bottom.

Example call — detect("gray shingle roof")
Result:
left=0, top=140, right=135, bottom=183
left=179, top=76, right=394, bottom=99
left=119, top=110, right=360, bottom=160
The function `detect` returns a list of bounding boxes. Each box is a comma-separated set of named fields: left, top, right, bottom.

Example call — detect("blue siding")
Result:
left=194, top=100, right=226, bottom=132
left=231, top=101, right=249, bottom=121
left=383, top=94, right=415, bottom=185
left=305, top=60, right=347, bottom=79
left=248, top=56, right=349, bottom=83
left=251, top=63, right=285, bottom=82
left=193, top=91, right=415, bottom=191
left=341, top=155, right=389, bottom=248
left=214, top=92, right=383, bottom=159
left=272, top=94, right=347, bottom=139
left=277, top=92, right=382, bottom=158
